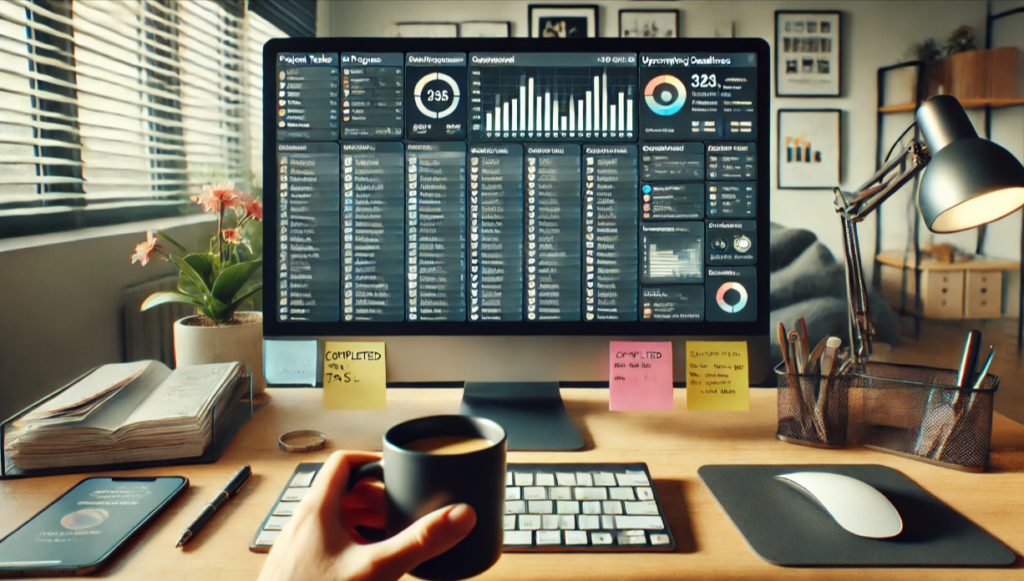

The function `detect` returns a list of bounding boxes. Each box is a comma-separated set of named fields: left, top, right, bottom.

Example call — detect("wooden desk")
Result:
left=2, top=388, right=1023, bottom=580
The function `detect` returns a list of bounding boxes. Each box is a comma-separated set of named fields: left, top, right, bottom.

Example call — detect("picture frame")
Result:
left=393, top=22, right=459, bottom=38
left=459, top=21, right=511, bottom=38
left=528, top=4, right=599, bottom=38
left=618, top=9, right=679, bottom=38
left=775, top=10, right=841, bottom=97
left=777, top=109, right=842, bottom=189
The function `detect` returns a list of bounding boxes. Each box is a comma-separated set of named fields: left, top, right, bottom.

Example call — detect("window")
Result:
left=0, top=0, right=289, bottom=238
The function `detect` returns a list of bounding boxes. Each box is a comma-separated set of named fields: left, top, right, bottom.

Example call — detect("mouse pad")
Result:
left=698, top=464, right=1015, bottom=567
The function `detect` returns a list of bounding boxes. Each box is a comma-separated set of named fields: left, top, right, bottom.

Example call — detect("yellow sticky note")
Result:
left=685, top=341, right=749, bottom=411
left=323, top=342, right=386, bottom=410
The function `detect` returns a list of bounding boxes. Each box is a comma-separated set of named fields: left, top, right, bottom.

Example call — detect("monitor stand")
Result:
left=459, top=382, right=585, bottom=451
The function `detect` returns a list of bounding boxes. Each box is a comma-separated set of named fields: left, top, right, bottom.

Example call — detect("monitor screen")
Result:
left=264, top=38, right=769, bottom=340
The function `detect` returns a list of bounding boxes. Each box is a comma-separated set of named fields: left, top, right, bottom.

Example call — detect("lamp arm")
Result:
left=833, top=140, right=931, bottom=362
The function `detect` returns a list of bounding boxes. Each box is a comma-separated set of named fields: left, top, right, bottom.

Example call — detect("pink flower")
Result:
left=234, top=192, right=263, bottom=222
left=222, top=228, right=242, bottom=244
left=192, top=182, right=241, bottom=213
left=131, top=230, right=161, bottom=266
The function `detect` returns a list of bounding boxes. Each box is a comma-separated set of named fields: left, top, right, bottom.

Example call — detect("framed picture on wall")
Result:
left=777, top=109, right=841, bottom=189
left=528, top=4, right=598, bottom=38
left=393, top=22, right=459, bottom=38
left=618, top=9, right=678, bottom=38
left=775, top=10, right=841, bottom=97
left=460, top=21, right=511, bottom=38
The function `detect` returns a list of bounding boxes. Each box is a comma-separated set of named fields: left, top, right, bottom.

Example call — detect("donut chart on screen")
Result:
left=716, top=282, right=748, bottom=313
left=413, top=72, right=460, bottom=119
left=644, top=75, right=686, bottom=116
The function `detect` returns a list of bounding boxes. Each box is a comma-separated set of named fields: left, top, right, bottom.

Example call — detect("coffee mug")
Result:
left=347, top=415, right=507, bottom=581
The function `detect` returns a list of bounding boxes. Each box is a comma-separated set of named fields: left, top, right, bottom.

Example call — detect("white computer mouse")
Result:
left=775, top=471, right=903, bottom=539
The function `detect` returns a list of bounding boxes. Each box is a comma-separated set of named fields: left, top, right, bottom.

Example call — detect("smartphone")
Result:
left=0, top=476, right=188, bottom=577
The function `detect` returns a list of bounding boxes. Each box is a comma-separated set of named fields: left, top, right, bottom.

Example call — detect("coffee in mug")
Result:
left=403, top=436, right=494, bottom=455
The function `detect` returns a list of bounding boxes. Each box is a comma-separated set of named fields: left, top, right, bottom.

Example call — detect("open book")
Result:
left=5, top=360, right=246, bottom=471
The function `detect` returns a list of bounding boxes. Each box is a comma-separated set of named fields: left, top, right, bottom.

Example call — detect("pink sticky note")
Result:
left=609, top=341, right=673, bottom=411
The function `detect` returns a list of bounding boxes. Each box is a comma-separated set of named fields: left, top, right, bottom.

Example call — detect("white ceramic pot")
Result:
left=173, top=311, right=265, bottom=394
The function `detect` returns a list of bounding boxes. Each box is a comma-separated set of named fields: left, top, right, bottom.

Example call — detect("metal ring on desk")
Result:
left=279, top=430, right=327, bottom=453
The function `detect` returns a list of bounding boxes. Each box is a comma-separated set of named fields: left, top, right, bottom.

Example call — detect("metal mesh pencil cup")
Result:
left=774, top=359, right=852, bottom=448
left=850, top=362, right=998, bottom=472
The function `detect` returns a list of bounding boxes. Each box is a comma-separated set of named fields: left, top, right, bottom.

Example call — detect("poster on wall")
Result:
left=528, top=4, right=598, bottom=38
left=777, top=109, right=841, bottom=189
left=618, top=9, right=679, bottom=38
left=775, top=11, right=841, bottom=97
left=393, top=22, right=459, bottom=37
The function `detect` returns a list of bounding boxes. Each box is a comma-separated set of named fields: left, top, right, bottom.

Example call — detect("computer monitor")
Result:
left=263, top=38, right=770, bottom=449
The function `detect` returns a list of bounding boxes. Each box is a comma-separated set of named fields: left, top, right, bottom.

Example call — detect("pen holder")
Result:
left=850, top=362, right=998, bottom=472
left=774, top=359, right=852, bottom=448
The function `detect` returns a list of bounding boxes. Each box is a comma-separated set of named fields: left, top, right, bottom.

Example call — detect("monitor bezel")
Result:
left=263, top=37, right=770, bottom=337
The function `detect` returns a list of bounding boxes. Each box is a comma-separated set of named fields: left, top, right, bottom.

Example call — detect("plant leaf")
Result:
left=211, top=258, right=262, bottom=304
left=171, top=254, right=210, bottom=296
left=228, top=283, right=263, bottom=312
left=182, top=253, right=215, bottom=289
left=204, top=296, right=232, bottom=324
left=141, top=291, right=203, bottom=311
left=155, top=230, right=188, bottom=254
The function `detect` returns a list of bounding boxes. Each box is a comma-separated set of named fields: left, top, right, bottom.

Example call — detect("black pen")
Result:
left=176, top=465, right=252, bottom=547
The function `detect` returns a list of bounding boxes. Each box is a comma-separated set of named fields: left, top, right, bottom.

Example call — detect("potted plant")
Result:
left=131, top=182, right=267, bottom=393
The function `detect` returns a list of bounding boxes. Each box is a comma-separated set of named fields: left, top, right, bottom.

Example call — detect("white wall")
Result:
left=328, top=0, right=1024, bottom=301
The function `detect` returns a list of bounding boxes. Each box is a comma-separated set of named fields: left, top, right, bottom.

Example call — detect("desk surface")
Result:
left=2, top=388, right=1022, bottom=580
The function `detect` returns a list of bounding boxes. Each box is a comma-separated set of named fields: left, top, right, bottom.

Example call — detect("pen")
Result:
left=176, top=465, right=252, bottom=548
left=956, top=330, right=982, bottom=389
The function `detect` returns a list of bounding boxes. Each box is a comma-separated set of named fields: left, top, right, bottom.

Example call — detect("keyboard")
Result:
left=251, top=462, right=675, bottom=553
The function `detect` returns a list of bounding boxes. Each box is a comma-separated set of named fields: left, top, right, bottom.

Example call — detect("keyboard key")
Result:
left=559, top=515, right=575, bottom=529
left=514, top=473, right=533, bottom=486
left=290, top=471, right=316, bottom=488
left=565, top=530, right=588, bottom=545
left=519, top=515, right=541, bottom=530
left=537, top=530, right=562, bottom=545
left=556, top=501, right=580, bottom=514
left=506, top=487, right=521, bottom=500
left=575, top=487, right=608, bottom=500
left=504, top=530, right=533, bottom=545
left=582, top=501, right=602, bottom=514
left=617, top=530, right=648, bottom=545
left=255, top=530, right=280, bottom=547
left=594, top=473, right=617, bottom=486
left=505, top=500, right=526, bottom=514
left=591, top=531, right=613, bottom=545
left=615, top=516, right=665, bottom=530
left=504, top=515, right=516, bottom=530
left=616, top=472, right=650, bottom=486
left=272, top=502, right=297, bottom=517
left=281, top=488, right=309, bottom=502
left=601, top=515, right=615, bottom=529
left=609, top=487, right=636, bottom=500
left=536, top=473, right=555, bottom=486
left=528, top=500, right=553, bottom=514
left=523, top=487, right=546, bottom=500
left=579, top=515, right=600, bottom=529
left=506, top=472, right=513, bottom=486
left=542, top=515, right=561, bottom=530
left=575, top=472, right=594, bottom=486
left=636, top=487, right=655, bottom=501
left=625, top=501, right=660, bottom=515
left=602, top=501, right=623, bottom=515
left=548, top=487, right=572, bottom=500
left=651, top=534, right=671, bottom=546
left=265, top=515, right=291, bottom=531
left=556, top=472, right=577, bottom=486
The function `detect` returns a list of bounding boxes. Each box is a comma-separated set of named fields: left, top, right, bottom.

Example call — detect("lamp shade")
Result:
left=916, top=95, right=1024, bottom=233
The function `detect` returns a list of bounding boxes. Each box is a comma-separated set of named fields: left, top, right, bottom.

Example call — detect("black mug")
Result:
left=347, top=415, right=507, bottom=581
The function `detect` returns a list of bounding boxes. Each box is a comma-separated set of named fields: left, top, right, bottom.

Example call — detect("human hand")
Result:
left=257, top=451, right=477, bottom=581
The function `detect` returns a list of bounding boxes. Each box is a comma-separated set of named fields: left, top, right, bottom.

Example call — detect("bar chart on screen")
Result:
left=469, top=53, right=638, bottom=141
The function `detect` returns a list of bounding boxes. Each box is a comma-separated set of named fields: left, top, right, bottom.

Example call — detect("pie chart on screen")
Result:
left=716, top=282, right=748, bottom=313
left=644, top=75, right=686, bottom=116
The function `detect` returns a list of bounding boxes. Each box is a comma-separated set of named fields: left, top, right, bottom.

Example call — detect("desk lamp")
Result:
left=834, top=95, right=1024, bottom=362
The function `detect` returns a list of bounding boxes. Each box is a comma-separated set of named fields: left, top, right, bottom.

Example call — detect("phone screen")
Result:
left=0, top=477, right=186, bottom=573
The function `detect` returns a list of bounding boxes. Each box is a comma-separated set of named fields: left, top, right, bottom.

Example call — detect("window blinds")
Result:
left=0, top=0, right=286, bottom=235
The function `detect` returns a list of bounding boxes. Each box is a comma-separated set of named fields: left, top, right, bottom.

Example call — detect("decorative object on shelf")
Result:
left=131, top=182, right=266, bottom=393
left=906, top=25, right=977, bottom=62
left=777, top=109, right=841, bottom=189
left=459, top=21, right=511, bottom=38
left=618, top=9, right=678, bottom=38
left=393, top=22, right=459, bottom=38
left=775, top=10, right=841, bottom=97
left=904, top=26, right=1018, bottom=102
left=528, top=4, right=598, bottom=38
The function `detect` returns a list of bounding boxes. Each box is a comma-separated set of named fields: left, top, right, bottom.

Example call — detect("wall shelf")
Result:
left=879, top=97, right=1024, bottom=113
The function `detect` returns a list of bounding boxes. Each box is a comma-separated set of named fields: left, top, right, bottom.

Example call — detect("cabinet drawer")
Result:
left=920, top=271, right=964, bottom=319
left=964, top=271, right=1002, bottom=318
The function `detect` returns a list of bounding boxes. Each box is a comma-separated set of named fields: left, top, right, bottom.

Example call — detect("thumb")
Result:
left=369, top=504, right=476, bottom=579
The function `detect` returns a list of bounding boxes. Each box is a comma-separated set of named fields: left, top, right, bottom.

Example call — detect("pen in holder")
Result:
left=850, top=362, right=998, bottom=472
left=774, top=356, right=852, bottom=448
